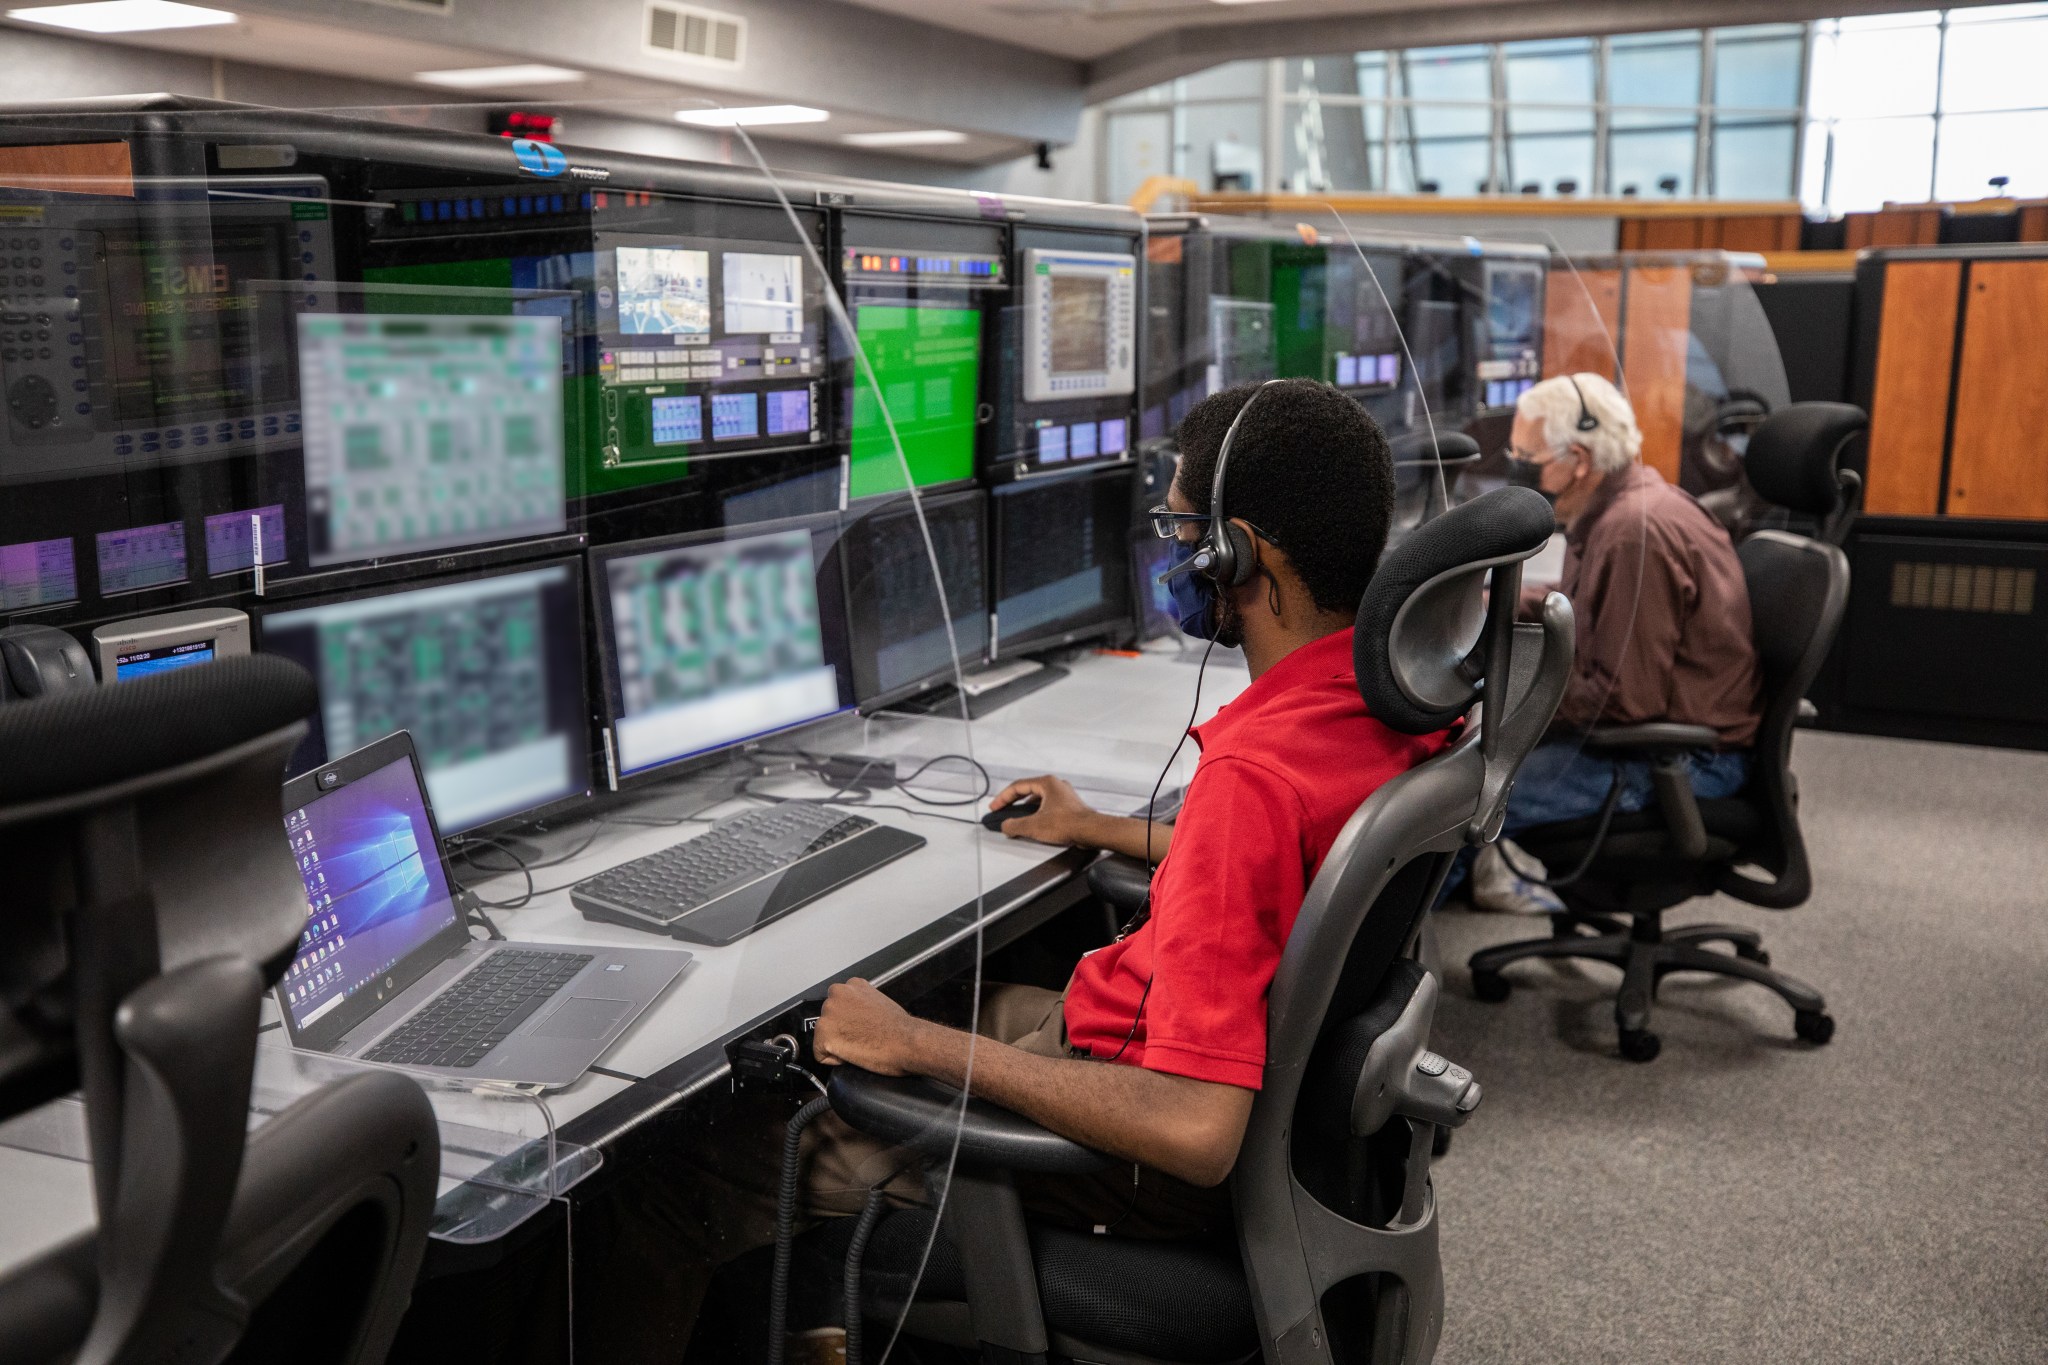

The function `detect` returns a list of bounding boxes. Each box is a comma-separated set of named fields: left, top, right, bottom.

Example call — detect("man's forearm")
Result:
left=1078, top=813, right=1172, bottom=861
left=900, top=1019, right=1242, bottom=1187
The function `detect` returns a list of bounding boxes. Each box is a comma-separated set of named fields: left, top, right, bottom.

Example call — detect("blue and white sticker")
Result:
left=511, top=139, right=568, bottom=178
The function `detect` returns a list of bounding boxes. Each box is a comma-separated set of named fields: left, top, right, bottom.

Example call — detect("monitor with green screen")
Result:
left=848, top=301, right=981, bottom=499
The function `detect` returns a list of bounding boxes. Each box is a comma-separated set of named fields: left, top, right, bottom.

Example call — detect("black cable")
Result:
left=1496, top=762, right=1627, bottom=889
left=842, top=1185, right=889, bottom=1365
left=768, top=1093, right=834, bottom=1365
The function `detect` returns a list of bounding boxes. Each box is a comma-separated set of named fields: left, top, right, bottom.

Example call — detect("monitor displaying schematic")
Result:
left=257, top=560, right=591, bottom=835
left=592, top=524, right=846, bottom=783
left=296, top=313, right=568, bottom=567
left=1023, top=249, right=1136, bottom=404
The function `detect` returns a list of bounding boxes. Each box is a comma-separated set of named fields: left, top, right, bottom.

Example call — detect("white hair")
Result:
left=1516, top=372, right=1642, bottom=474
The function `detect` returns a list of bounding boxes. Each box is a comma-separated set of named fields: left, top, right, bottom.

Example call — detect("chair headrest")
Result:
left=1355, top=486, right=1556, bottom=734
left=1389, top=430, right=1482, bottom=467
left=0, top=654, right=315, bottom=810
left=1743, top=402, right=1867, bottom=516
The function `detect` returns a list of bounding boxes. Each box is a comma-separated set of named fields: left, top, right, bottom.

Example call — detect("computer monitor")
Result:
left=296, top=312, right=569, bottom=567
left=590, top=521, right=849, bottom=786
left=990, top=465, right=1137, bottom=658
left=841, top=489, right=989, bottom=708
left=257, top=558, right=592, bottom=836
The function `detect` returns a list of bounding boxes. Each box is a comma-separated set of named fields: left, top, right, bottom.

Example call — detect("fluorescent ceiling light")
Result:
left=842, top=129, right=969, bottom=149
left=6, top=0, right=235, bottom=31
left=676, top=105, right=829, bottom=129
left=416, top=64, right=586, bottom=89
left=1209, top=0, right=1293, bottom=5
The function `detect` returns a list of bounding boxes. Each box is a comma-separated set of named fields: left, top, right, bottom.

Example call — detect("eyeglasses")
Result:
left=1146, top=504, right=1210, bottom=539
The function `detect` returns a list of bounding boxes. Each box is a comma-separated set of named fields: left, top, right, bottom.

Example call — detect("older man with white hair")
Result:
left=1465, top=371, right=1763, bottom=916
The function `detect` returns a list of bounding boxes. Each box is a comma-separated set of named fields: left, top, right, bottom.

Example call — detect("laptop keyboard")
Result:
left=570, top=802, right=877, bottom=926
left=363, top=948, right=594, bottom=1069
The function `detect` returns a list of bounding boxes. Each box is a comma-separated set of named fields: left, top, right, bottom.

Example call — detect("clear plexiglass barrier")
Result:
left=0, top=93, right=1790, bottom=1363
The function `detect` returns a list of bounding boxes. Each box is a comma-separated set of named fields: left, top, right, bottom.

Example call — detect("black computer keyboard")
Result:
left=363, top=948, right=593, bottom=1069
left=569, top=801, right=927, bottom=946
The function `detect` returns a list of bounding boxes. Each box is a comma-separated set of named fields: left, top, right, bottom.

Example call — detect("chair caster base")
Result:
left=1794, top=1010, right=1835, bottom=1045
left=1471, top=969, right=1510, bottom=1003
left=1618, top=1029, right=1662, bottom=1063
left=1736, top=943, right=1772, bottom=966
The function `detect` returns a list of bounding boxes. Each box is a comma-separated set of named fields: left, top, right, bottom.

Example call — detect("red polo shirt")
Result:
left=1061, top=628, right=1452, bottom=1090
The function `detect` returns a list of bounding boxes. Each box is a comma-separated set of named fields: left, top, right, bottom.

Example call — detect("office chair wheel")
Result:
left=1618, top=1028, right=1662, bottom=1063
left=1471, top=969, right=1510, bottom=1003
left=1735, top=943, right=1772, bottom=966
left=1794, top=1010, right=1835, bottom=1045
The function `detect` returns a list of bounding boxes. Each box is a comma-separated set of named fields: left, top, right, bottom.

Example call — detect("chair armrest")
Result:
left=826, top=1068, right=1118, bottom=1175
left=1085, top=853, right=1152, bottom=919
left=1581, top=722, right=1721, bottom=753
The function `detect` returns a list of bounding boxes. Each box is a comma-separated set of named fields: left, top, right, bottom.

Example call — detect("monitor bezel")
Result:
left=276, top=729, right=471, bottom=1055
left=840, top=485, right=991, bottom=712
left=254, top=553, right=597, bottom=841
left=586, top=511, right=854, bottom=791
left=989, top=462, right=1139, bottom=661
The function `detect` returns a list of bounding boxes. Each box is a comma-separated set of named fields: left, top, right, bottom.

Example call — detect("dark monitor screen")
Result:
left=1486, top=264, right=1544, bottom=348
left=258, top=559, right=592, bottom=835
left=842, top=489, right=989, bottom=706
left=991, top=465, right=1135, bottom=658
left=592, top=522, right=848, bottom=782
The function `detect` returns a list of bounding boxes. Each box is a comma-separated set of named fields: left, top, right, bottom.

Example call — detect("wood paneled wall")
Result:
left=1618, top=212, right=1801, bottom=253
left=0, top=141, right=132, bottom=196
left=1864, top=261, right=1962, bottom=517
left=1948, top=259, right=2048, bottom=521
left=1619, top=265, right=1692, bottom=483
left=1542, top=267, right=1622, bottom=381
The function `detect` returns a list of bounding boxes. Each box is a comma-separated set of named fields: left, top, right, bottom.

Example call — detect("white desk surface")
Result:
left=0, top=647, right=1250, bottom=1256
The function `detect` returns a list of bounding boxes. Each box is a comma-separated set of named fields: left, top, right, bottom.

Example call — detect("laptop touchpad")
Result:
left=533, top=997, right=632, bottom=1040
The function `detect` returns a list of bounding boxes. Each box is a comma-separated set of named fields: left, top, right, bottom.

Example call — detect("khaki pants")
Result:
left=582, top=984, right=1233, bottom=1355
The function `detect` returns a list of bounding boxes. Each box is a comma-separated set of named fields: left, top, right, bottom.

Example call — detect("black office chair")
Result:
left=809, top=487, right=1574, bottom=1364
left=1467, top=478, right=1853, bottom=1060
left=1390, top=430, right=1483, bottom=530
left=1741, top=401, right=1867, bottom=545
left=0, top=655, right=441, bottom=1365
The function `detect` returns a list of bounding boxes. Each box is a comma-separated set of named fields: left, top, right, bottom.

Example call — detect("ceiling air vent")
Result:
left=355, top=0, right=454, bottom=13
left=647, top=2, right=745, bottom=66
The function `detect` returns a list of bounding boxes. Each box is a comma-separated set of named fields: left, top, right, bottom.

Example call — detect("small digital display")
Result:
left=765, top=387, right=811, bottom=438
left=1336, top=354, right=1359, bottom=387
left=651, top=394, right=703, bottom=446
left=712, top=391, right=760, bottom=441
left=723, top=252, right=805, bottom=334
left=1379, top=353, right=1400, bottom=385
left=96, top=521, right=189, bottom=595
left=0, top=537, right=77, bottom=610
left=1100, top=418, right=1128, bottom=456
left=1069, top=422, right=1099, bottom=461
left=615, top=246, right=711, bottom=336
left=114, top=639, right=215, bottom=681
left=1037, top=426, right=1069, bottom=463
left=1049, top=275, right=1110, bottom=375
left=204, top=505, right=287, bottom=575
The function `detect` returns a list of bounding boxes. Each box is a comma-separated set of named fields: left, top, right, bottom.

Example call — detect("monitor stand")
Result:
left=886, top=659, right=1070, bottom=720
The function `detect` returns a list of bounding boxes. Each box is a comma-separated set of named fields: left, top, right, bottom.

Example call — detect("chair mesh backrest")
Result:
left=1743, top=402, right=1866, bottom=518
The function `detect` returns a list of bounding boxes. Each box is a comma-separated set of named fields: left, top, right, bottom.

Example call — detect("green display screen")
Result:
left=847, top=301, right=981, bottom=500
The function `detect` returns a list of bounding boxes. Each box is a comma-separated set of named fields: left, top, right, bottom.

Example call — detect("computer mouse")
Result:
left=981, top=797, right=1041, bottom=831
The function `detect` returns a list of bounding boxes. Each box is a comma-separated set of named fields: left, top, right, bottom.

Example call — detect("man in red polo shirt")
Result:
left=815, top=379, right=1451, bottom=1235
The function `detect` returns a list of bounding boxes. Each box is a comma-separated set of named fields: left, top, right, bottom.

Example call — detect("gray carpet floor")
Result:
left=1427, top=729, right=2048, bottom=1364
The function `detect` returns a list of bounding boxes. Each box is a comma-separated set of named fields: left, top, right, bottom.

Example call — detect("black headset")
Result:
left=1565, top=373, right=1600, bottom=433
left=1185, top=378, right=1283, bottom=589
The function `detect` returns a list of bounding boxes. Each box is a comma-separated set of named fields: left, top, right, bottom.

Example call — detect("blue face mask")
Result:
left=1162, top=559, right=1218, bottom=640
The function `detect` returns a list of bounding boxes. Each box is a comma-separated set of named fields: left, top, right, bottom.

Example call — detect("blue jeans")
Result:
left=1443, top=741, right=1751, bottom=895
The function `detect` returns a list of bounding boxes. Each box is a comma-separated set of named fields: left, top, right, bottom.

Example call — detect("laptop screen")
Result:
left=280, top=750, right=463, bottom=1039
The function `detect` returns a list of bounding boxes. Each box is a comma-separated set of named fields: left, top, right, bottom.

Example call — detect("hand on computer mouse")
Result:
left=984, top=775, right=1095, bottom=846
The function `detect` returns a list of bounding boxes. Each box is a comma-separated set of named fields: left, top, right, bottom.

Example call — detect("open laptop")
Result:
left=276, top=731, right=689, bottom=1089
